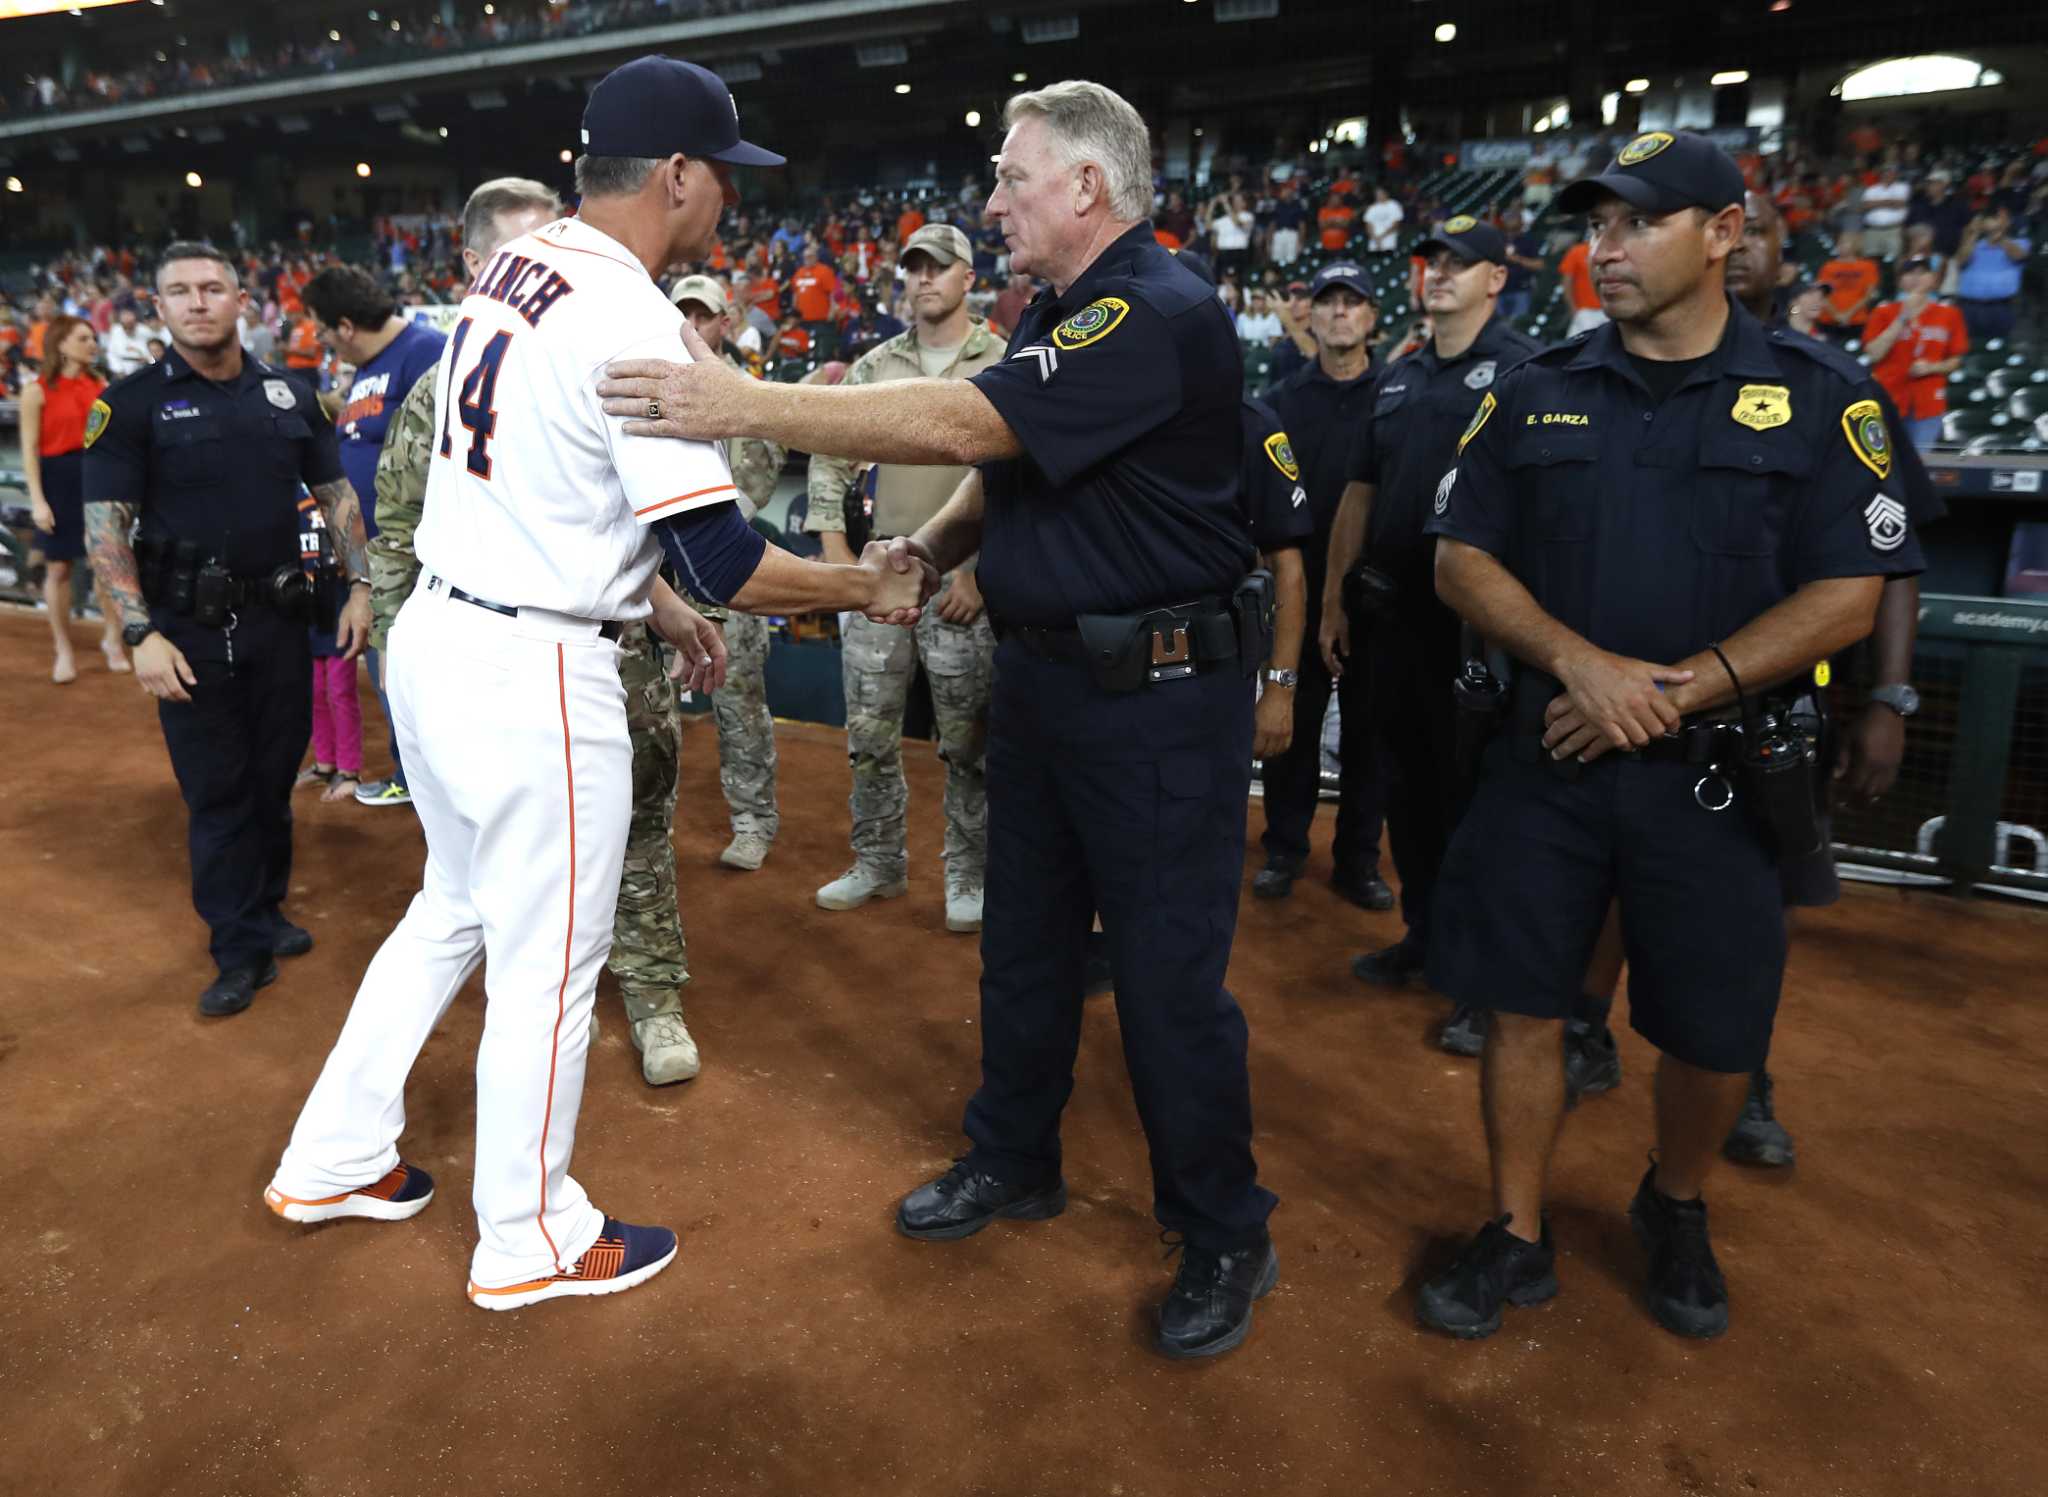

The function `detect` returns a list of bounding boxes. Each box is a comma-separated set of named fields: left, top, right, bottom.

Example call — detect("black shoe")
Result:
left=1723, top=1068, right=1795, bottom=1167
left=1564, top=1019, right=1622, bottom=1104
left=1438, top=1004, right=1488, bottom=1056
left=1155, top=1233, right=1280, bottom=1360
left=1331, top=869, right=1396, bottom=911
left=896, top=1159, right=1068, bottom=1242
left=271, top=920, right=314, bottom=958
left=1416, top=1215, right=1558, bottom=1340
left=198, top=959, right=279, bottom=1018
left=1082, top=929, right=1113, bottom=998
left=1629, top=1163, right=1730, bottom=1339
left=1351, top=940, right=1425, bottom=987
left=1250, top=859, right=1300, bottom=900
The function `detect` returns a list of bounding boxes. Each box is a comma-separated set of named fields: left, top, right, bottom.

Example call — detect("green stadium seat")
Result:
left=1941, top=408, right=1992, bottom=444
left=2007, top=388, right=2048, bottom=422
left=1985, top=368, right=2029, bottom=400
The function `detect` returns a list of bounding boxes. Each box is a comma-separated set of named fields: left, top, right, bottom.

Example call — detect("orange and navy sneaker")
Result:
left=264, top=1163, right=435, bottom=1224
left=466, top=1217, right=678, bottom=1312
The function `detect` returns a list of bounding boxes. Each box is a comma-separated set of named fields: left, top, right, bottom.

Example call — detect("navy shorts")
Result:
left=1426, top=742, right=1787, bottom=1074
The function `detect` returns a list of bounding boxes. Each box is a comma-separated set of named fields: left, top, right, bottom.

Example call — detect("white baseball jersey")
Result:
left=413, top=216, right=737, bottom=621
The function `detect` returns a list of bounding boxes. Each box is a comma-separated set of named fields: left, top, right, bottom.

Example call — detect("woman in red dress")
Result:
left=23, top=314, right=123, bottom=683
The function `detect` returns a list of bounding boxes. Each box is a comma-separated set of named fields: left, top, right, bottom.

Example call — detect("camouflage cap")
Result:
left=669, top=273, right=729, bottom=316
left=902, top=223, right=972, bottom=267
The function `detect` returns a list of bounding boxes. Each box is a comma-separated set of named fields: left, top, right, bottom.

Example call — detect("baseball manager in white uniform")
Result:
left=264, top=57, right=923, bottom=1310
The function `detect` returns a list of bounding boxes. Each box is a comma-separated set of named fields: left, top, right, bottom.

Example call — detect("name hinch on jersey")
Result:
left=469, top=251, right=577, bottom=328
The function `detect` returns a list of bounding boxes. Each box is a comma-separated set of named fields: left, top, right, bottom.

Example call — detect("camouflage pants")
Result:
left=839, top=590, right=994, bottom=883
left=609, top=623, right=688, bottom=1023
left=712, top=610, right=778, bottom=838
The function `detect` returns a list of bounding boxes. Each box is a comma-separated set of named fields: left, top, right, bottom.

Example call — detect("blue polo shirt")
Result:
left=1954, top=235, right=2030, bottom=302
left=335, top=319, right=446, bottom=538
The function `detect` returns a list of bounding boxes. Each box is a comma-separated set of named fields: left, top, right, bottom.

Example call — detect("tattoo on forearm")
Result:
left=311, top=478, right=371, bottom=576
left=83, top=501, right=149, bottom=628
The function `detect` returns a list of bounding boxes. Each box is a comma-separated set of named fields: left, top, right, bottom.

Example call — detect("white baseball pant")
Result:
left=270, top=577, right=633, bottom=1289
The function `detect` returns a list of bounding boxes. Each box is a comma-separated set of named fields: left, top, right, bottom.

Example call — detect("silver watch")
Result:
left=1869, top=684, right=1920, bottom=718
left=1266, top=668, right=1299, bottom=688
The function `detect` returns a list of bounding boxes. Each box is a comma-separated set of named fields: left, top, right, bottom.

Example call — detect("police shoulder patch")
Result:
left=1051, top=296, right=1130, bottom=351
left=1732, top=383, right=1791, bottom=431
left=1263, top=430, right=1300, bottom=481
left=1842, top=398, right=1892, bottom=480
left=1458, top=390, right=1497, bottom=455
left=1443, top=214, right=1478, bottom=234
left=83, top=398, right=112, bottom=450
left=1618, top=131, right=1675, bottom=167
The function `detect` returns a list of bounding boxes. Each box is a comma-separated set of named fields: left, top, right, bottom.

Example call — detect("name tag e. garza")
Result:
left=1524, top=412, right=1590, bottom=427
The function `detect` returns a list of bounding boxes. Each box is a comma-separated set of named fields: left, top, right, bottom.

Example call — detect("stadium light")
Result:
left=185, top=172, right=202, bottom=188
left=559, top=148, right=573, bottom=163
left=1624, top=77, right=1650, bottom=93
left=391, top=18, right=401, bottom=29
left=1710, top=70, right=1750, bottom=86
left=356, top=162, right=372, bottom=178
left=155, top=50, right=167, bottom=61
left=1012, top=71, right=1027, bottom=83
left=438, top=126, right=450, bottom=138
left=4, top=177, right=22, bottom=194
left=484, top=3, right=495, bottom=11
left=965, top=109, right=981, bottom=127
left=1434, top=22, right=1456, bottom=42
left=329, top=29, right=340, bottom=40
left=895, top=83, right=912, bottom=94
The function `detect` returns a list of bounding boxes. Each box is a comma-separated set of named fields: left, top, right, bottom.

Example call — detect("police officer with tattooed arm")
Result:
left=84, top=243, right=374, bottom=1018
left=600, top=80, right=1284, bottom=1360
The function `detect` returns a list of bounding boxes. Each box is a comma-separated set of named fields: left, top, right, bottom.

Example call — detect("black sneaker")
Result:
left=1438, top=1004, right=1488, bottom=1056
left=1723, top=1068, right=1795, bottom=1167
left=895, top=1159, right=1067, bottom=1241
left=1155, top=1232, right=1280, bottom=1360
left=1416, top=1215, right=1558, bottom=1340
left=1628, top=1164, right=1730, bottom=1339
left=1330, top=869, right=1396, bottom=911
left=1251, top=859, right=1301, bottom=900
left=1563, top=1019, right=1622, bottom=1104
left=1351, top=939, right=1425, bottom=987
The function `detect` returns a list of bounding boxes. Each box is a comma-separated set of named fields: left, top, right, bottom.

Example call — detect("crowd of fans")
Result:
left=4, top=0, right=784, bottom=120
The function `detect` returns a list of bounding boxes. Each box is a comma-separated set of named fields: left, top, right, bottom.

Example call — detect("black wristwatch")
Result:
left=122, top=620, right=156, bottom=649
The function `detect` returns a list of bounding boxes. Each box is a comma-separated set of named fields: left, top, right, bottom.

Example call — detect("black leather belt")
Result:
left=1631, top=721, right=1744, bottom=765
left=1002, top=621, right=1089, bottom=660
left=436, top=577, right=623, bottom=640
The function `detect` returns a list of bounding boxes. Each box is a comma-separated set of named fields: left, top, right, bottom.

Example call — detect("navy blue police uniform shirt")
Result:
left=969, top=222, right=1255, bottom=628
left=1425, top=300, right=1924, bottom=673
left=83, top=348, right=344, bottom=659
left=1264, top=350, right=1377, bottom=612
left=1241, top=396, right=1314, bottom=556
left=1349, top=313, right=1545, bottom=614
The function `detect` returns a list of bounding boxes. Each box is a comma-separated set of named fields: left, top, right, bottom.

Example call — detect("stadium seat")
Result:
left=2008, top=388, right=2048, bottom=422
left=1985, top=369, right=2029, bottom=400
left=1941, top=409, right=1993, bottom=444
left=1962, top=433, right=2014, bottom=456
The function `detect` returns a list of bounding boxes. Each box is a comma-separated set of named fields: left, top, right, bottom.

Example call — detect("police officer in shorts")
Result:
left=83, top=243, right=374, bottom=1018
left=1318, top=217, right=1544, bottom=1054
left=1413, top=134, right=1922, bottom=1341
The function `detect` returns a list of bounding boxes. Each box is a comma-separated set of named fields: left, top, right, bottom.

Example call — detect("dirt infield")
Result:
left=3, top=609, right=2044, bottom=1497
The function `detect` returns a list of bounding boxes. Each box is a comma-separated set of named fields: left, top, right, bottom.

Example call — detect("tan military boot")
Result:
left=631, top=1013, right=701, bottom=1086
left=816, top=864, right=910, bottom=911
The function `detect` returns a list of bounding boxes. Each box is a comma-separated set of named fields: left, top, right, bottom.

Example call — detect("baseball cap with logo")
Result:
left=1415, top=214, right=1508, bottom=265
left=1309, top=261, right=1376, bottom=304
left=902, top=223, right=973, bottom=267
left=668, top=274, right=729, bottom=316
left=1556, top=131, right=1744, bottom=217
left=581, top=56, right=785, bottom=166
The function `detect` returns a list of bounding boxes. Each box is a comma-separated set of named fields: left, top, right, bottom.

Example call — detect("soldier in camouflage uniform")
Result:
left=668, top=276, right=788, bottom=872
left=366, top=176, right=701, bottom=1085
left=803, top=225, right=1003, bottom=933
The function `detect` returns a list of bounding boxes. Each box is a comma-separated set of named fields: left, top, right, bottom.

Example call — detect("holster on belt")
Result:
left=1074, top=600, right=1241, bottom=694
left=1450, top=624, right=1509, bottom=790
left=1343, top=561, right=1399, bottom=622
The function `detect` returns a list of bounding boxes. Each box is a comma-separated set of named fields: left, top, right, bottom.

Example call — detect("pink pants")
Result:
left=309, top=654, right=364, bottom=775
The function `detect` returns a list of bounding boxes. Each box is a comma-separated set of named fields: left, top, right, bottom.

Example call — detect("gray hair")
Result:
left=463, top=176, right=561, bottom=258
left=573, top=155, right=663, bottom=200
left=1004, top=80, right=1153, bottom=222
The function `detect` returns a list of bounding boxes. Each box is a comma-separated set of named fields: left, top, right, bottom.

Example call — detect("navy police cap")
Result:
left=1309, top=261, right=1375, bottom=303
left=1414, top=214, right=1507, bottom=265
left=582, top=56, right=785, bottom=167
left=1556, top=131, right=1744, bottom=217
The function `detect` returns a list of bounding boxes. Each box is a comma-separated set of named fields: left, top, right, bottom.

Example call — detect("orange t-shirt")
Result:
left=1817, top=257, right=1880, bottom=327
left=895, top=208, right=925, bottom=246
left=791, top=263, right=838, bottom=323
left=36, top=369, right=108, bottom=456
left=26, top=319, right=50, bottom=362
left=1863, top=300, right=1969, bottom=420
left=1558, top=241, right=1599, bottom=311
left=750, top=276, right=783, bottom=321
left=1318, top=203, right=1355, bottom=252
left=775, top=325, right=812, bottom=360
left=285, top=321, right=324, bottom=369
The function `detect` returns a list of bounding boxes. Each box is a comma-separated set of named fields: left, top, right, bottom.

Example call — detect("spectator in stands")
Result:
left=1783, top=280, right=1825, bottom=338
left=775, top=314, right=813, bottom=363
left=144, top=335, right=167, bottom=364
left=1498, top=208, right=1543, bottom=326
left=1267, top=179, right=1308, bottom=267
left=790, top=244, right=839, bottom=360
left=22, top=315, right=121, bottom=683
left=1362, top=184, right=1404, bottom=254
left=1556, top=234, right=1605, bottom=335
left=1861, top=256, right=1968, bottom=451
left=1859, top=166, right=1911, bottom=259
left=283, top=315, right=324, bottom=381
left=103, top=303, right=154, bottom=378
left=1953, top=205, right=2031, bottom=342
left=1909, top=172, right=1972, bottom=260
left=1270, top=279, right=1316, bottom=384
left=1157, top=188, right=1196, bottom=248
left=1236, top=288, right=1282, bottom=346
left=990, top=272, right=1034, bottom=337
left=1815, top=228, right=1881, bottom=344
left=1208, top=190, right=1255, bottom=284
left=239, top=304, right=277, bottom=365
left=24, top=295, right=56, bottom=363
left=1318, top=191, right=1358, bottom=255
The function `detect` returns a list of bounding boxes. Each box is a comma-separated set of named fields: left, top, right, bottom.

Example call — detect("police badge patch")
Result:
left=1263, top=431, right=1300, bottom=480
left=1842, top=398, right=1892, bottom=480
left=83, top=398, right=112, bottom=449
left=1464, top=360, right=1496, bottom=391
left=1864, top=493, right=1907, bottom=552
left=1617, top=132, right=1675, bottom=166
left=1443, top=214, right=1479, bottom=234
left=1050, top=296, right=1130, bottom=351
left=264, top=378, right=297, bottom=410
left=1458, top=391, right=1496, bottom=454
left=1434, top=466, right=1457, bottom=516
left=1732, top=384, right=1791, bottom=431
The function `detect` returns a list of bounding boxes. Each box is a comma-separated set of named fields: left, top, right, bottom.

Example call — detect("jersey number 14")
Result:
left=439, top=316, right=511, bottom=479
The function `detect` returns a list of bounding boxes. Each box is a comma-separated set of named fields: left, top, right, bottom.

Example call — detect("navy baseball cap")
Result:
left=1556, top=131, right=1744, bottom=217
left=1309, top=261, right=1375, bottom=303
left=581, top=56, right=785, bottom=167
left=1415, top=214, right=1507, bottom=265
